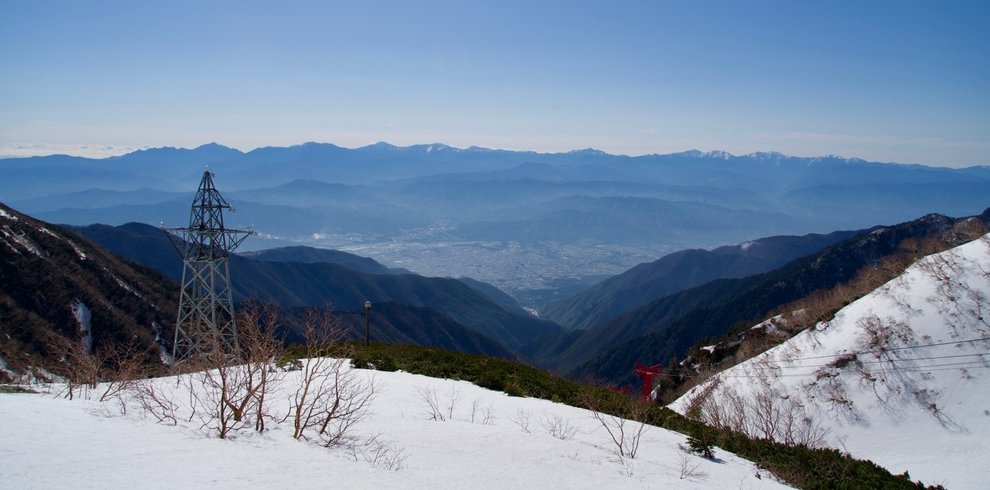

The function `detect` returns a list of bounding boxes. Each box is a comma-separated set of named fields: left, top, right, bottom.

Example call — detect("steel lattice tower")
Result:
left=163, top=171, right=254, bottom=364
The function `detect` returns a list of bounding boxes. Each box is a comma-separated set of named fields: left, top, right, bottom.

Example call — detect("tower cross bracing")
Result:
left=163, top=170, right=254, bottom=363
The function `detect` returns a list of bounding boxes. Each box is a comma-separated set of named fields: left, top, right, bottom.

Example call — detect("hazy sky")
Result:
left=1, top=1, right=987, bottom=166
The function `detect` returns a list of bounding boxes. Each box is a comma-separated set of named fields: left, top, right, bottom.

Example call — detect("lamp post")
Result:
left=364, top=300, right=372, bottom=347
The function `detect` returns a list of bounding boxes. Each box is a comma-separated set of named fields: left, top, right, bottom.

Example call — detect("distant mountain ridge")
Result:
left=6, top=141, right=989, bottom=309
left=6, top=141, right=987, bottom=199
left=241, top=246, right=395, bottom=275
left=541, top=229, right=862, bottom=330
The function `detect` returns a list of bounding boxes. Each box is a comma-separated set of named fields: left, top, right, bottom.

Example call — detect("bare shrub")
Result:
left=97, top=342, right=154, bottom=405
left=540, top=414, right=578, bottom=440
left=165, top=304, right=360, bottom=441
left=157, top=317, right=247, bottom=438
left=45, top=327, right=160, bottom=405
left=858, top=315, right=913, bottom=361
left=95, top=342, right=159, bottom=416
left=480, top=404, right=496, bottom=425
left=183, top=304, right=286, bottom=438
left=349, top=433, right=408, bottom=471
left=444, top=384, right=461, bottom=421
left=469, top=398, right=482, bottom=423
left=591, top=410, right=648, bottom=458
left=688, top=381, right=828, bottom=448
left=414, top=383, right=461, bottom=422
left=584, top=397, right=649, bottom=459
left=677, top=452, right=708, bottom=481
left=509, top=409, right=532, bottom=433
left=237, top=303, right=285, bottom=432
left=317, top=364, right=380, bottom=448
left=979, top=235, right=990, bottom=278
left=287, top=310, right=380, bottom=447
left=752, top=389, right=783, bottom=441
left=192, top=356, right=254, bottom=438
left=469, top=398, right=496, bottom=425
left=917, top=250, right=962, bottom=290
left=415, top=385, right=446, bottom=421
left=131, top=378, right=179, bottom=425
left=683, top=376, right=721, bottom=422
left=46, top=331, right=101, bottom=400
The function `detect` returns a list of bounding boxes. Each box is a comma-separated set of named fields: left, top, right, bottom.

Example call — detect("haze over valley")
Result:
left=6, top=143, right=989, bottom=311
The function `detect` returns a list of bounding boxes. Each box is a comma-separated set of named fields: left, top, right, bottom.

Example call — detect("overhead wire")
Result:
left=697, top=365, right=990, bottom=380
left=741, top=351, right=990, bottom=370
left=762, top=336, right=990, bottom=362
left=672, top=337, right=990, bottom=380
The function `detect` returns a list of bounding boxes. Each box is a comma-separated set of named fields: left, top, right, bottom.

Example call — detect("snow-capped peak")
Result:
left=677, top=149, right=735, bottom=159
left=744, top=151, right=786, bottom=161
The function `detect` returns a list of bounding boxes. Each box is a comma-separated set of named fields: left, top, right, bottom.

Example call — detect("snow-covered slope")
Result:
left=0, top=365, right=790, bottom=489
left=670, top=234, right=990, bottom=489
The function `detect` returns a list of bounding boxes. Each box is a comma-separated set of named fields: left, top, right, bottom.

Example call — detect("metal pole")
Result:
left=364, top=300, right=372, bottom=346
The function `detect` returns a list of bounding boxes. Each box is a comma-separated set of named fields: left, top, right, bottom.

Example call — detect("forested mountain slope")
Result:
left=72, top=222, right=562, bottom=352
left=542, top=230, right=860, bottom=330
left=530, top=209, right=990, bottom=385
left=0, top=204, right=526, bottom=374
left=0, top=203, right=175, bottom=378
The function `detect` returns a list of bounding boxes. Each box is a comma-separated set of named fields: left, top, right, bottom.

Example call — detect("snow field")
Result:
left=0, top=363, right=792, bottom=489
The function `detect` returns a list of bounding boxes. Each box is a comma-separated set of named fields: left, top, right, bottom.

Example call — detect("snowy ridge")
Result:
left=1, top=214, right=89, bottom=261
left=106, top=268, right=145, bottom=301
left=670, top=234, right=990, bottom=489
left=0, top=364, right=792, bottom=489
left=745, top=151, right=786, bottom=161
left=676, top=149, right=734, bottom=159
left=2, top=226, right=42, bottom=257
left=672, top=149, right=872, bottom=165
left=39, top=226, right=87, bottom=260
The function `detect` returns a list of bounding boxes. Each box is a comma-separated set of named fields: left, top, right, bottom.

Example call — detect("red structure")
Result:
left=633, top=363, right=663, bottom=402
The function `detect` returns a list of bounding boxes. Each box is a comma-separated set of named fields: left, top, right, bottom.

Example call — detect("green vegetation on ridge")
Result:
left=342, top=342, right=941, bottom=490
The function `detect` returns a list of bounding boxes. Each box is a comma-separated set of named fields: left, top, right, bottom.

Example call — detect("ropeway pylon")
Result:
left=163, top=170, right=255, bottom=364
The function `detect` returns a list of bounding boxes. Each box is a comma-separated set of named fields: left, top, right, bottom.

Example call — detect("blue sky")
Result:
left=1, top=1, right=987, bottom=166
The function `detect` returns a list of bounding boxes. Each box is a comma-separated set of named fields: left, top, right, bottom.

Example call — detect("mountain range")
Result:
left=5, top=142, right=989, bottom=309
